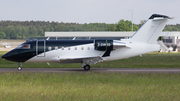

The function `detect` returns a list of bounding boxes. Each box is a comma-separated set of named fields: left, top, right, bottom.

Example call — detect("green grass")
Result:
left=1, top=51, right=180, bottom=68
left=1, top=52, right=180, bottom=100
left=0, top=72, right=180, bottom=101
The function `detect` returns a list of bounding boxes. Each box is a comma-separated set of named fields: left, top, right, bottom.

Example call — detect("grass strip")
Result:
left=0, top=72, right=180, bottom=101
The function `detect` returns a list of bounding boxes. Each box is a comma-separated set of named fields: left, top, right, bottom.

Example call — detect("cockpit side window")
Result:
left=17, top=44, right=30, bottom=49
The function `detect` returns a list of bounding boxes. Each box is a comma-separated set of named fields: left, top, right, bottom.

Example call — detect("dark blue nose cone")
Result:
left=1, top=49, right=35, bottom=62
left=1, top=52, right=11, bottom=61
left=1, top=51, right=19, bottom=62
left=1, top=54, right=7, bottom=59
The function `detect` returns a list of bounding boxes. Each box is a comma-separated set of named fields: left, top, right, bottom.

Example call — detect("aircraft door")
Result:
left=36, top=40, right=45, bottom=57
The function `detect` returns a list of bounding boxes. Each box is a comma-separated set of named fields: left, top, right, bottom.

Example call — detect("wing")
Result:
left=60, top=56, right=103, bottom=67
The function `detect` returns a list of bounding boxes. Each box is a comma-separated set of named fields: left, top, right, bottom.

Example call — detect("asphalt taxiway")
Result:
left=0, top=68, right=180, bottom=73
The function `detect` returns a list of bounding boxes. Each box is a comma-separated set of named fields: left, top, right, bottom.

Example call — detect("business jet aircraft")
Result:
left=2, top=14, right=171, bottom=71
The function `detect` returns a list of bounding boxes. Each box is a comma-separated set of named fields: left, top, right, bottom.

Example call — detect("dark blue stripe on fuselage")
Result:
left=2, top=40, right=94, bottom=62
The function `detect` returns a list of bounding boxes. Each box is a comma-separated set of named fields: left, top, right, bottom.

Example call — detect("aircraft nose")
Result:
left=1, top=50, right=29, bottom=62
left=1, top=52, right=17, bottom=62
left=1, top=54, right=8, bottom=60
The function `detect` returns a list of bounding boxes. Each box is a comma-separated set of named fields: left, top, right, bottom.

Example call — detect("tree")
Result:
left=28, top=26, right=38, bottom=37
left=108, top=24, right=117, bottom=31
left=115, top=20, right=138, bottom=31
left=56, top=24, right=66, bottom=31
left=4, top=26, right=15, bottom=39
left=138, top=20, right=146, bottom=28
left=0, top=31, right=6, bottom=39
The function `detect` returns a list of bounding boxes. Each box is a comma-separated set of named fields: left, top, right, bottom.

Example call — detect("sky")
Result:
left=0, top=0, right=179, bottom=24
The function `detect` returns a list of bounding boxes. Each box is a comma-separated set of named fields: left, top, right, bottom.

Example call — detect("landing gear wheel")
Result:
left=83, top=65, right=90, bottom=71
left=17, top=67, right=22, bottom=71
left=17, top=62, right=22, bottom=71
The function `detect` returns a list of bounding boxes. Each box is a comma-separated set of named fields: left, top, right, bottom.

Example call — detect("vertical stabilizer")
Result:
left=131, top=14, right=171, bottom=44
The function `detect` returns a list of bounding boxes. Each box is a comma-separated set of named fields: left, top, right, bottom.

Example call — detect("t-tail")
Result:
left=131, top=14, right=171, bottom=44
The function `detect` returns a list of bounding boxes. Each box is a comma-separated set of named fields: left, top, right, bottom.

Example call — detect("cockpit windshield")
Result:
left=16, top=44, right=30, bottom=49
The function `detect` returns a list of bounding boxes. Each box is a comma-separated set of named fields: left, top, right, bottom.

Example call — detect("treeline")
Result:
left=0, top=20, right=179, bottom=39
left=0, top=21, right=110, bottom=39
left=164, top=24, right=180, bottom=31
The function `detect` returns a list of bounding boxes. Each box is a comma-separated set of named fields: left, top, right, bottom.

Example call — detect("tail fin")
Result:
left=131, top=14, right=171, bottom=44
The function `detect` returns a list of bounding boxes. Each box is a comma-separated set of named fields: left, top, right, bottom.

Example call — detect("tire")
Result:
left=17, top=67, right=22, bottom=71
left=83, top=65, right=90, bottom=71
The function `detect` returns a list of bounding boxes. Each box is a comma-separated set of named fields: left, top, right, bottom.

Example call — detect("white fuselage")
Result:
left=26, top=39, right=159, bottom=63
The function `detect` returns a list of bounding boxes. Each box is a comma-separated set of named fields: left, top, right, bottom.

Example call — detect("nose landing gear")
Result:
left=17, top=62, right=22, bottom=71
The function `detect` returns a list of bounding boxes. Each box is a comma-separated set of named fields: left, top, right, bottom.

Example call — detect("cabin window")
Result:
left=61, top=47, right=64, bottom=50
left=48, top=47, right=52, bottom=51
left=55, top=46, right=58, bottom=50
left=68, top=47, right=71, bottom=50
left=17, top=44, right=30, bottom=49
left=75, top=47, right=77, bottom=50
left=81, top=47, right=84, bottom=50
left=87, top=47, right=90, bottom=50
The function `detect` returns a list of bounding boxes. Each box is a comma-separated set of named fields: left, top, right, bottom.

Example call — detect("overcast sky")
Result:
left=0, top=0, right=179, bottom=24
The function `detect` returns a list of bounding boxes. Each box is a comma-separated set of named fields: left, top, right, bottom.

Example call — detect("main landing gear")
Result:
left=83, top=65, right=90, bottom=71
left=17, top=62, right=22, bottom=71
